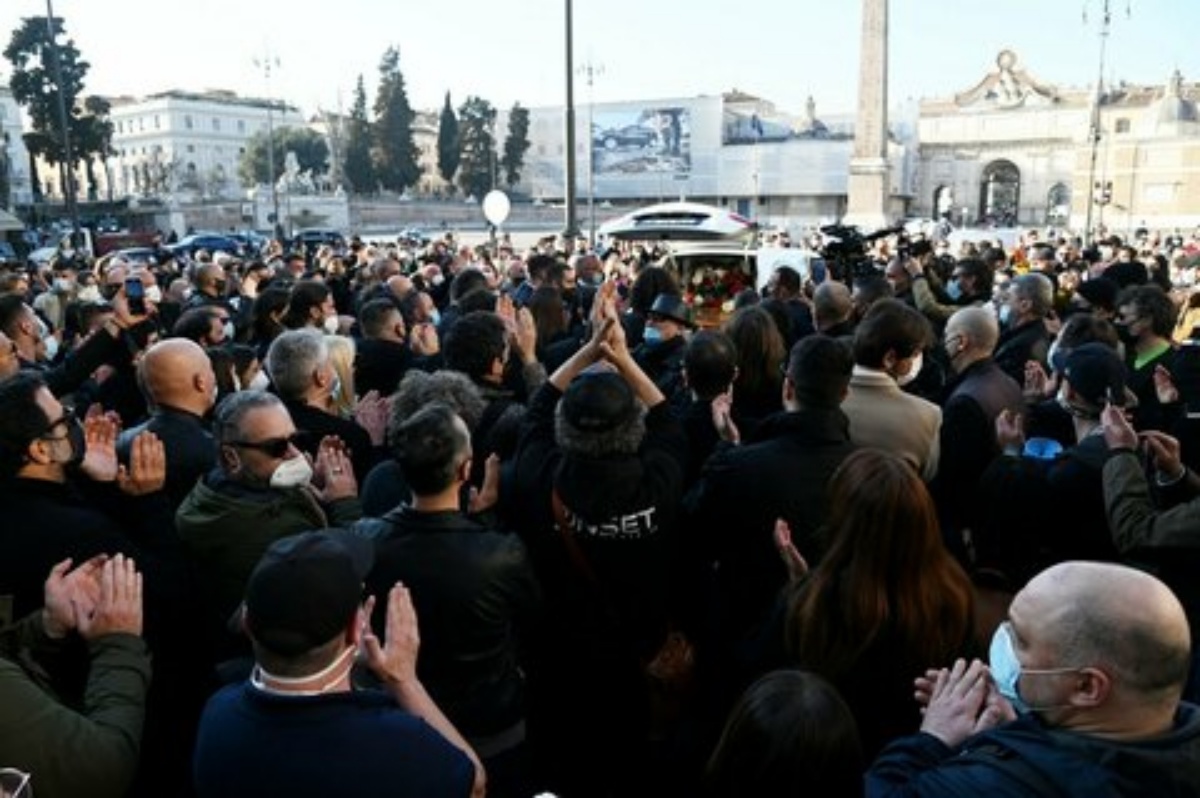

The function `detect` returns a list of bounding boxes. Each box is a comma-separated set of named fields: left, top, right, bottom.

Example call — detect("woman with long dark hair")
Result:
left=783, top=448, right=976, bottom=758
left=722, top=305, right=786, bottom=424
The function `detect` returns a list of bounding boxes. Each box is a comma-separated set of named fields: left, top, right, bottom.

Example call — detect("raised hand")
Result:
left=711, top=387, right=740, bottom=444
left=918, top=658, right=998, bottom=748
left=80, top=406, right=121, bottom=482
left=774, top=518, right=808, bottom=582
left=313, top=436, right=357, bottom=501
left=1100, top=401, right=1139, bottom=451
left=42, top=556, right=106, bottom=639
left=76, top=554, right=144, bottom=640
left=360, top=583, right=421, bottom=688
left=354, top=390, right=391, bottom=447
left=117, top=431, right=166, bottom=496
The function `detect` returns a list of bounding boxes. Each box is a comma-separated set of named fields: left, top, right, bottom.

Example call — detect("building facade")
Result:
left=107, top=89, right=306, bottom=200
left=912, top=50, right=1200, bottom=235
left=0, top=83, right=33, bottom=209
left=500, top=91, right=916, bottom=232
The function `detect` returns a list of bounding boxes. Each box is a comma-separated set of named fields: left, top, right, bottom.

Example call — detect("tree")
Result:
left=437, top=91, right=460, bottom=189
left=501, top=103, right=531, bottom=189
left=238, top=126, right=329, bottom=187
left=75, top=95, right=114, bottom=200
left=5, top=15, right=111, bottom=199
left=343, top=75, right=377, bottom=194
left=456, top=96, right=496, bottom=200
left=372, top=47, right=421, bottom=193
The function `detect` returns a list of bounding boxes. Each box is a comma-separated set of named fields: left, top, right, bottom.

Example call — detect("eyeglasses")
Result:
left=0, top=768, right=31, bottom=797
left=38, top=406, right=74, bottom=439
left=227, top=433, right=303, bottom=459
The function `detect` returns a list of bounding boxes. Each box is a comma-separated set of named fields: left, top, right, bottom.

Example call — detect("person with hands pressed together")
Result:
left=867, top=561, right=1200, bottom=797
left=509, top=284, right=690, bottom=796
left=175, top=390, right=362, bottom=663
left=193, top=531, right=485, bottom=798
left=0, top=554, right=151, bottom=798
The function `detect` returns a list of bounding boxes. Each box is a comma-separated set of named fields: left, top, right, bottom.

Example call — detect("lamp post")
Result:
left=44, top=0, right=80, bottom=247
left=562, top=0, right=579, bottom=238
left=578, top=60, right=604, bottom=248
left=1082, top=0, right=1130, bottom=246
left=253, top=52, right=282, bottom=240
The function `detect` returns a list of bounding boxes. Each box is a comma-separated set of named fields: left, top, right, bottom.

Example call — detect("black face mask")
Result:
left=1115, top=321, right=1137, bottom=345
left=56, top=417, right=87, bottom=470
left=101, top=284, right=121, bottom=301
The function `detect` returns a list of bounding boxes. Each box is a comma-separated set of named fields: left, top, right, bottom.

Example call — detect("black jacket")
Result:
left=117, top=405, right=215, bottom=510
left=283, top=400, right=383, bottom=482
left=357, top=506, right=542, bottom=738
left=684, top=407, right=856, bottom=648
left=993, top=318, right=1052, bottom=386
left=933, top=358, right=1023, bottom=546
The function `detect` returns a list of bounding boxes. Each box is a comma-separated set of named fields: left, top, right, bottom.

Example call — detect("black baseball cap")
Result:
left=244, top=530, right=375, bottom=657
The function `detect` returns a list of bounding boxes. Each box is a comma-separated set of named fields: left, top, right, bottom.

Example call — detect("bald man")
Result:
left=117, top=338, right=219, bottom=508
left=868, top=562, right=1200, bottom=796
left=813, top=280, right=855, bottom=337
left=933, top=306, right=1023, bottom=552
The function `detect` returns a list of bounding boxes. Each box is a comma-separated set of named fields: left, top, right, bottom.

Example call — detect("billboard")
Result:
left=592, top=106, right=690, bottom=175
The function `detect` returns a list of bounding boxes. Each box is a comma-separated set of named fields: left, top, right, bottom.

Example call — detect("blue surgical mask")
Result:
left=643, top=326, right=664, bottom=345
left=946, top=279, right=963, bottom=302
left=329, top=373, right=343, bottom=402
left=429, top=309, right=442, bottom=327
left=999, top=304, right=1013, bottom=327
left=989, top=622, right=1077, bottom=714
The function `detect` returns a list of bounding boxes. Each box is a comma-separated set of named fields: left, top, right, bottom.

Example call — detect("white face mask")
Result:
left=223, top=321, right=236, bottom=341
left=323, top=315, right=340, bottom=335
left=270, top=455, right=313, bottom=489
left=895, top=351, right=923, bottom=387
left=249, top=371, right=271, bottom=391
left=145, top=285, right=163, bottom=304
left=53, top=278, right=74, bottom=294
left=76, top=285, right=102, bottom=304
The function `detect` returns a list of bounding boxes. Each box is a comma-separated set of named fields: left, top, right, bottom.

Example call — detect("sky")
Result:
left=0, top=0, right=1195, bottom=119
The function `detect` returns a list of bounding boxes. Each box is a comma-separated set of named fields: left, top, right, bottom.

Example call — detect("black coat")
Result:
left=683, top=407, right=856, bottom=650
left=354, top=338, right=414, bottom=398
left=933, top=358, right=1023, bottom=548
left=283, top=400, right=382, bottom=482
left=993, top=318, right=1052, bottom=386
left=358, top=506, right=542, bottom=738
left=117, top=406, right=215, bottom=510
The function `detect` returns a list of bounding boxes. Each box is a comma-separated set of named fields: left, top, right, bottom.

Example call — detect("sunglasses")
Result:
left=228, top=433, right=302, bottom=459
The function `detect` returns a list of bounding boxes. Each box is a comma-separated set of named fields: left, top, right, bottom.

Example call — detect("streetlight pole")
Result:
left=578, top=60, right=603, bottom=249
left=562, top=0, right=579, bottom=239
left=254, top=52, right=282, bottom=241
left=1082, top=0, right=1129, bottom=246
left=44, top=0, right=80, bottom=247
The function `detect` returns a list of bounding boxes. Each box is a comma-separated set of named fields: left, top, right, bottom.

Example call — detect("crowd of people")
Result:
left=1, top=222, right=1199, bottom=797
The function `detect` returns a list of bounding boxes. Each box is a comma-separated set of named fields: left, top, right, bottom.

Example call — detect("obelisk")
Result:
left=844, top=0, right=891, bottom=230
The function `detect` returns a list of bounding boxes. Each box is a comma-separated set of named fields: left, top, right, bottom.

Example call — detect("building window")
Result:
left=185, top=115, right=194, bottom=130
left=213, top=118, right=221, bottom=131
left=154, top=114, right=160, bottom=130
left=1115, top=118, right=1131, bottom=134
left=187, top=144, right=195, bottom=153
left=238, top=147, right=245, bottom=155
left=237, top=120, right=245, bottom=133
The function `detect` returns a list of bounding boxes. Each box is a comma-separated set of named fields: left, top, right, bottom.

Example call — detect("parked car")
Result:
left=165, top=233, right=243, bottom=259
left=397, top=227, right=431, bottom=247
left=291, top=228, right=346, bottom=254
left=594, top=124, right=657, bottom=150
left=596, top=201, right=757, bottom=242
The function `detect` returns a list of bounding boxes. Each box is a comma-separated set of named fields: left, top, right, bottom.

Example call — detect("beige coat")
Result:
left=841, top=366, right=942, bottom=481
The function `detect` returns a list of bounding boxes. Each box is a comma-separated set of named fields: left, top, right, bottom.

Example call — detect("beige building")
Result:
left=913, top=50, right=1200, bottom=236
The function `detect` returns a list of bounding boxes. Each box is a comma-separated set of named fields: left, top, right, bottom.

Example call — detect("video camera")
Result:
left=818, top=223, right=916, bottom=283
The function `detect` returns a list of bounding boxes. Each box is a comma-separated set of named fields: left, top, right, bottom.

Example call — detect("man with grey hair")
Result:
left=175, top=389, right=360, bottom=662
left=867, top=561, right=1200, bottom=795
left=993, top=271, right=1055, bottom=385
left=508, top=286, right=688, bottom=796
left=266, top=328, right=380, bottom=480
